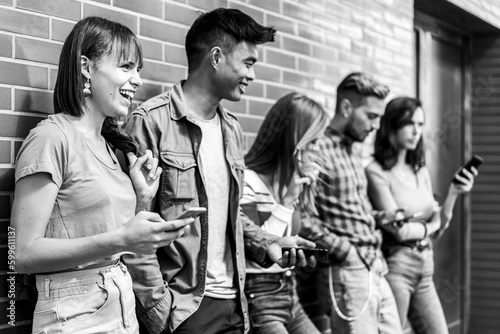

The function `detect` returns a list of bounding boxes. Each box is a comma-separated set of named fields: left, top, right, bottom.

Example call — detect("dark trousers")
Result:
left=172, top=296, right=244, bottom=334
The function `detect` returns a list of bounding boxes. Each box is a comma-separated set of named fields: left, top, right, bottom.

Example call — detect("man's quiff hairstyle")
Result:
left=185, top=8, right=276, bottom=72
left=336, top=72, right=390, bottom=109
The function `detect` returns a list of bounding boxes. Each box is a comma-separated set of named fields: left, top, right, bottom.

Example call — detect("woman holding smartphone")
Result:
left=366, top=97, right=476, bottom=333
left=240, top=93, right=329, bottom=334
left=11, top=17, right=190, bottom=333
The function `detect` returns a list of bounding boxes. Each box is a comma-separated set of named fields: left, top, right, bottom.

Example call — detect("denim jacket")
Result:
left=122, top=83, right=277, bottom=334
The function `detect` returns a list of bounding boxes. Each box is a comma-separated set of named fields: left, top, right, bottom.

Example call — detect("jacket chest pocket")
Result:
left=160, top=151, right=197, bottom=203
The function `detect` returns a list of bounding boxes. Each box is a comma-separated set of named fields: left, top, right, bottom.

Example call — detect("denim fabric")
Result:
left=245, top=270, right=320, bottom=334
left=32, top=262, right=138, bottom=334
left=317, top=249, right=403, bottom=334
left=385, top=246, right=448, bottom=334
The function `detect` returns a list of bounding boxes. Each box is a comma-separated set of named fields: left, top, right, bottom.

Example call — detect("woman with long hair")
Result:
left=241, top=92, right=329, bottom=334
left=11, top=17, right=190, bottom=333
left=366, top=97, right=476, bottom=333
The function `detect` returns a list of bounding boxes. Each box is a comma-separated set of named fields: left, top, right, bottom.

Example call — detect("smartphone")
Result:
left=452, top=155, right=483, bottom=185
left=282, top=247, right=329, bottom=264
left=391, top=211, right=423, bottom=225
left=173, top=207, right=207, bottom=220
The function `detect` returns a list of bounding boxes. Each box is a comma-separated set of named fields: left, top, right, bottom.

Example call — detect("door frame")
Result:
left=414, top=10, right=472, bottom=334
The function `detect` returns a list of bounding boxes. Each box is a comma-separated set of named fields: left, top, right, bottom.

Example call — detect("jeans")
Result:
left=171, top=296, right=244, bottom=334
left=245, top=270, right=320, bottom=334
left=317, top=249, right=403, bottom=334
left=32, top=261, right=139, bottom=334
left=384, top=246, right=448, bottom=334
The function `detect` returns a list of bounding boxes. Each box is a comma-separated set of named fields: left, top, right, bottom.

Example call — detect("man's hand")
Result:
left=266, top=236, right=317, bottom=268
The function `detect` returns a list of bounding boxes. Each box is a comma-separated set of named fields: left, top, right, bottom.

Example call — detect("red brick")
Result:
left=52, top=19, right=74, bottom=42
left=246, top=82, right=264, bottom=98
left=266, top=13, right=296, bottom=35
left=84, top=4, right=138, bottom=34
left=0, top=60, right=48, bottom=89
left=298, top=24, right=325, bottom=44
left=283, top=2, right=313, bottom=22
left=15, top=37, right=62, bottom=65
left=140, top=60, right=186, bottom=84
left=0, top=141, right=11, bottom=164
left=140, top=18, right=186, bottom=45
left=283, top=36, right=311, bottom=56
left=0, top=87, right=11, bottom=110
left=325, top=32, right=351, bottom=51
left=248, top=99, right=273, bottom=117
left=17, top=0, right=80, bottom=20
left=134, top=83, right=163, bottom=102
left=14, top=141, right=23, bottom=160
left=267, top=84, right=294, bottom=100
left=0, top=195, right=10, bottom=219
left=339, top=22, right=363, bottom=41
left=339, top=51, right=362, bottom=66
left=15, top=89, right=54, bottom=114
left=283, top=71, right=310, bottom=89
left=165, top=2, right=199, bottom=26
left=233, top=114, right=264, bottom=133
left=140, top=38, right=163, bottom=62
left=266, top=49, right=295, bottom=70
left=221, top=99, right=247, bottom=115
left=165, top=44, right=188, bottom=66
left=299, top=58, right=325, bottom=76
left=313, top=45, right=339, bottom=63
left=254, top=63, right=280, bottom=82
left=115, top=0, right=163, bottom=19
left=352, top=41, right=373, bottom=57
left=324, top=1, right=351, bottom=19
left=248, top=0, right=280, bottom=13
left=0, top=168, right=15, bottom=191
left=313, top=12, right=340, bottom=32
left=0, top=113, right=45, bottom=138
left=50, top=68, right=58, bottom=90
left=229, top=3, right=264, bottom=24
left=326, top=64, right=342, bottom=78
left=0, top=7, right=49, bottom=38
left=188, top=0, right=228, bottom=11
left=0, top=33, right=12, bottom=58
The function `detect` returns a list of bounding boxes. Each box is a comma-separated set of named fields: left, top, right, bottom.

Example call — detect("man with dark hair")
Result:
left=301, top=72, right=404, bottom=334
left=123, top=8, right=315, bottom=334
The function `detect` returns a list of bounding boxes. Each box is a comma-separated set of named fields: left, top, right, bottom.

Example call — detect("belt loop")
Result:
left=44, top=278, right=50, bottom=299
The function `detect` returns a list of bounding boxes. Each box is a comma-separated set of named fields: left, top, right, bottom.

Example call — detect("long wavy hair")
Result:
left=245, top=92, right=329, bottom=214
left=374, top=97, right=426, bottom=171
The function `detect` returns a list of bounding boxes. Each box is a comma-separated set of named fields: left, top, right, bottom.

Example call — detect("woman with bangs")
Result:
left=11, top=17, right=191, bottom=333
left=365, top=97, right=476, bottom=333
left=241, top=92, right=328, bottom=334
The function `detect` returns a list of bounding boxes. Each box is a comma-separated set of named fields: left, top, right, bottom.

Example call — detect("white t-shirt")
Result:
left=192, top=113, right=237, bottom=299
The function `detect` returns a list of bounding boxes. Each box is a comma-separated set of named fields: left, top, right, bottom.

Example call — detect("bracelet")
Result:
left=422, top=222, right=427, bottom=239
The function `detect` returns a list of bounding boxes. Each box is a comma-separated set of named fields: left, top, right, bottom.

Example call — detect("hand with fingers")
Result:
left=118, top=211, right=193, bottom=255
left=451, top=166, right=477, bottom=194
left=267, top=235, right=317, bottom=268
left=127, top=150, right=162, bottom=208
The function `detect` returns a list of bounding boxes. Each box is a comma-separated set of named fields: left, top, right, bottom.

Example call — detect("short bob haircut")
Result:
left=54, top=16, right=143, bottom=117
left=245, top=92, right=329, bottom=213
left=336, top=72, right=390, bottom=110
left=185, top=8, right=275, bottom=72
left=374, top=97, right=426, bottom=171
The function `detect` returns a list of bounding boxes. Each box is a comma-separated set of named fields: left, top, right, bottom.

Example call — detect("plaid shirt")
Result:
left=301, top=127, right=382, bottom=268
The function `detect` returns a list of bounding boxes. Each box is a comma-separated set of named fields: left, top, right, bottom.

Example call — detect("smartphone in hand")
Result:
left=452, top=155, right=483, bottom=185
left=282, top=247, right=329, bottom=264
left=173, top=207, right=207, bottom=220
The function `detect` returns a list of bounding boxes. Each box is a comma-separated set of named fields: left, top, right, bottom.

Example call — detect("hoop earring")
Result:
left=83, top=78, right=91, bottom=96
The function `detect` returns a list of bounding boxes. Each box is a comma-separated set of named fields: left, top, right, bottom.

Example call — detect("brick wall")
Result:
left=0, top=0, right=417, bottom=332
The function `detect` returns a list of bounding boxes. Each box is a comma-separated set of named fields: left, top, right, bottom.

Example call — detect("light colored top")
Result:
left=366, top=161, right=436, bottom=243
left=241, top=169, right=297, bottom=274
left=193, top=113, right=236, bottom=299
left=15, top=113, right=136, bottom=269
